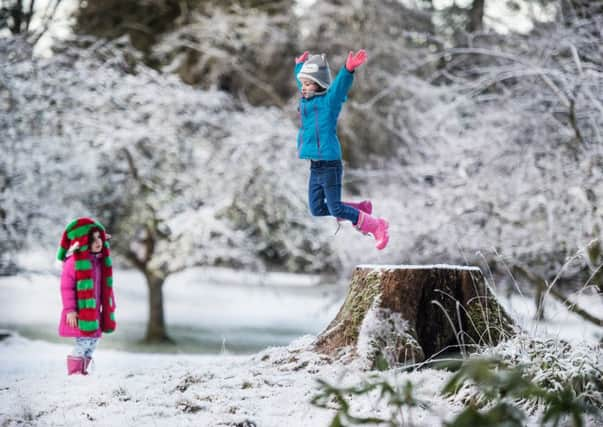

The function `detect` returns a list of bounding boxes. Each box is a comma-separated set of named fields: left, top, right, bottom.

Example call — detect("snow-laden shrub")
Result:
left=219, top=164, right=340, bottom=273
left=312, top=374, right=431, bottom=427
left=442, top=356, right=601, bottom=427
left=4, top=14, right=603, bottom=279
left=298, top=9, right=603, bottom=282
left=151, top=5, right=297, bottom=107
left=0, top=36, right=337, bottom=273
left=447, top=333, right=603, bottom=419
left=311, top=333, right=602, bottom=427
left=207, top=105, right=340, bottom=273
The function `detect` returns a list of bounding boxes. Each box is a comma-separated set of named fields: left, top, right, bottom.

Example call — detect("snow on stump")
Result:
left=313, top=265, right=515, bottom=369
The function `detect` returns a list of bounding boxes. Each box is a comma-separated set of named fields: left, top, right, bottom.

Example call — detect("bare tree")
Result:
left=0, top=0, right=35, bottom=34
left=0, top=0, right=63, bottom=44
left=467, top=0, right=485, bottom=32
left=114, top=147, right=180, bottom=343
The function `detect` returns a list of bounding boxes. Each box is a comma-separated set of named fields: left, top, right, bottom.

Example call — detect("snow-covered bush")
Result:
left=1, top=36, right=95, bottom=272
left=322, top=15, right=603, bottom=283
left=0, top=36, right=336, bottom=274
left=460, top=333, right=603, bottom=410
left=151, top=4, right=297, bottom=107
left=297, top=0, right=436, bottom=165
left=3, top=10, right=603, bottom=282
left=311, top=334, right=602, bottom=427
left=312, top=374, right=431, bottom=427
left=441, top=334, right=603, bottom=426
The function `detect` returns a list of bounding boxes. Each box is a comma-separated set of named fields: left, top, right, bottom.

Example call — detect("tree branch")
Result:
left=512, top=265, right=603, bottom=328
left=28, top=0, right=62, bottom=46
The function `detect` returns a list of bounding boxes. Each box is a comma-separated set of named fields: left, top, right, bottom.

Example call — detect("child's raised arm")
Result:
left=326, top=49, right=367, bottom=110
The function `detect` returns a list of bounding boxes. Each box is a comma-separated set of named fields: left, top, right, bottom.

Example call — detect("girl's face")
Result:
left=89, top=230, right=103, bottom=254
left=300, top=78, right=320, bottom=98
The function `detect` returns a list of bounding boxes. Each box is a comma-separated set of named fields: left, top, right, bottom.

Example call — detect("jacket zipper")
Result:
left=298, top=102, right=304, bottom=153
left=314, top=104, right=321, bottom=156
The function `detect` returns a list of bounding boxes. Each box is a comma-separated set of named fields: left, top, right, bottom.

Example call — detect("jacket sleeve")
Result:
left=60, top=258, right=77, bottom=312
left=294, top=62, right=304, bottom=91
left=326, top=67, right=354, bottom=110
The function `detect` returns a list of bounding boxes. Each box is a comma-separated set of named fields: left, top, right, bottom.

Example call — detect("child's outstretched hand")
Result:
left=345, top=49, right=367, bottom=72
left=295, top=51, right=309, bottom=64
left=66, top=311, right=78, bottom=328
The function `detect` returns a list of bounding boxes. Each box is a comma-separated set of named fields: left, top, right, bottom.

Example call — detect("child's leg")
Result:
left=323, top=163, right=359, bottom=224
left=73, top=337, right=99, bottom=358
left=83, top=338, right=99, bottom=358
left=342, top=200, right=372, bottom=215
left=308, top=167, right=330, bottom=216
left=72, top=338, right=87, bottom=357
left=337, top=200, right=372, bottom=223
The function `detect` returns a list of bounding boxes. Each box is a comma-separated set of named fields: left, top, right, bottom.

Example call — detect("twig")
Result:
left=512, top=265, right=603, bottom=327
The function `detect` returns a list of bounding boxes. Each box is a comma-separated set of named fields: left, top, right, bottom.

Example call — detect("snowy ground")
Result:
left=1, top=257, right=602, bottom=426
left=0, top=333, right=463, bottom=427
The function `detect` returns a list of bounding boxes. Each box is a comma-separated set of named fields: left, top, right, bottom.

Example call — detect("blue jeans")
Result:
left=72, top=337, right=99, bottom=358
left=308, top=160, right=359, bottom=225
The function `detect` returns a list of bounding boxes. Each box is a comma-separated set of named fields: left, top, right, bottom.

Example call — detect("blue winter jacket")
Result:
left=295, top=62, right=354, bottom=160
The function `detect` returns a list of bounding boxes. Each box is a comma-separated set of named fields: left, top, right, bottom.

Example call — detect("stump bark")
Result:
left=314, top=265, right=515, bottom=368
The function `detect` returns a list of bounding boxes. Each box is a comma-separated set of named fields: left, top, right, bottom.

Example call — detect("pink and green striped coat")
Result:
left=57, top=217, right=116, bottom=335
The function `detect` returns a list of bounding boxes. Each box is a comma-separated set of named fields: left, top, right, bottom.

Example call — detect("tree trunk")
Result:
left=314, top=265, right=515, bottom=369
left=9, top=0, right=24, bottom=34
left=143, top=270, right=172, bottom=343
left=467, top=0, right=485, bottom=33
left=534, top=284, right=545, bottom=321
left=586, top=238, right=602, bottom=294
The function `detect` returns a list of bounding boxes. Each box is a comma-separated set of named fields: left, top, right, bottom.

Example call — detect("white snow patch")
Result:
left=357, top=302, right=421, bottom=369
left=0, top=331, right=459, bottom=427
left=357, top=264, right=483, bottom=271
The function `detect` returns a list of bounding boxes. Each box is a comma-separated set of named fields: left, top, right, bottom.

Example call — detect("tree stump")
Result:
left=314, top=265, right=515, bottom=369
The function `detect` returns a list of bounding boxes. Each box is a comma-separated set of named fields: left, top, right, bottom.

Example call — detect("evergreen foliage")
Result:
left=311, top=336, right=602, bottom=427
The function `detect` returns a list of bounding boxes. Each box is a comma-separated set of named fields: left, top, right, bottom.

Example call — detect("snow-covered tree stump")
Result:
left=314, top=265, right=515, bottom=369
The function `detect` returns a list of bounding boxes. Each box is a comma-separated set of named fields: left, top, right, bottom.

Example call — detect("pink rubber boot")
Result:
left=67, top=355, right=84, bottom=375
left=356, top=211, right=390, bottom=250
left=337, top=200, right=373, bottom=222
left=83, top=357, right=93, bottom=375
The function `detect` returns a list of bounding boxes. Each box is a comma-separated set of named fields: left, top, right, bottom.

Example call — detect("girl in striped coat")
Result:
left=57, top=218, right=116, bottom=375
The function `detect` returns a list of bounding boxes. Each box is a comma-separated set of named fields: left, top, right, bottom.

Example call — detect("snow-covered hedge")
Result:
left=2, top=13, right=603, bottom=282
left=0, top=36, right=336, bottom=274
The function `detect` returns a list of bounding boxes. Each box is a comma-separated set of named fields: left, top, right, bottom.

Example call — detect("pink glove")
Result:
left=345, top=49, right=367, bottom=72
left=295, top=51, right=309, bottom=64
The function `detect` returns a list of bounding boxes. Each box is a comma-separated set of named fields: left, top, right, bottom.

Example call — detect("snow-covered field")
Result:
left=1, top=332, right=463, bottom=427
left=1, top=259, right=602, bottom=426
